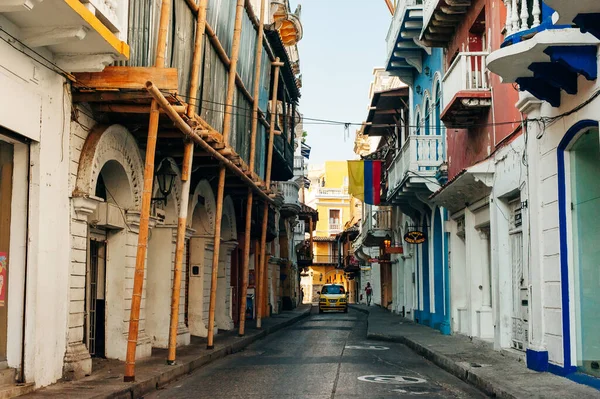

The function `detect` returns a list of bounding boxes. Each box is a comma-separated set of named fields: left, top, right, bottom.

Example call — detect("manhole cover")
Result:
left=358, top=375, right=427, bottom=384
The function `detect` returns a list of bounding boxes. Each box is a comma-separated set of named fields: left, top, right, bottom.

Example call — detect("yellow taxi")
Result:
left=318, top=284, right=348, bottom=313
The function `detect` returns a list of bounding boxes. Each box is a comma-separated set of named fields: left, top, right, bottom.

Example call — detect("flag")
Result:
left=348, top=160, right=382, bottom=205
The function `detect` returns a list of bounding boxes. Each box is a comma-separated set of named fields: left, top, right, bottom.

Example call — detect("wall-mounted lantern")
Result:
left=152, top=160, right=178, bottom=205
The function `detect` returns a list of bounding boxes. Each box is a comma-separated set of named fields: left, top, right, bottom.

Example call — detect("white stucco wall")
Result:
left=519, top=71, right=600, bottom=368
left=0, top=16, right=71, bottom=387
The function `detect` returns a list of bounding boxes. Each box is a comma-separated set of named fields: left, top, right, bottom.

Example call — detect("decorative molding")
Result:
left=72, top=195, right=103, bottom=221
left=55, top=53, right=117, bottom=73
left=21, top=26, right=87, bottom=48
left=73, top=124, right=144, bottom=211
left=0, top=0, right=43, bottom=13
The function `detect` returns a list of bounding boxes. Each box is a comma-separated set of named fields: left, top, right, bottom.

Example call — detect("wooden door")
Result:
left=0, top=141, right=13, bottom=360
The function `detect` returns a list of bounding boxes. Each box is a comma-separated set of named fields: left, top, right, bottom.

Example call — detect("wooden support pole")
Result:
left=309, top=218, right=314, bottom=254
left=239, top=0, right=265, bottom=337
left=384, top=0, right=395, bottom=16
left=124, top=0, right=171, bottom=382
left=206, top=166, right=226, bottom=349
left=256, top=59, right=281, bottom=328
left=166, top=0, right=207, bottom=364
left=124, top=100, right=160, bottom=382
left=206, top=0, right=245, bottom=349
left=166, top=141, right=193, bottom=364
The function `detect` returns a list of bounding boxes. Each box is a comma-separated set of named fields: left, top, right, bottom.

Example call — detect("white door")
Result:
left=509, top=200, right=528, bottom=351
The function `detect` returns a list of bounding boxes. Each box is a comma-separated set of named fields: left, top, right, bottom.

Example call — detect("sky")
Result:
left=289, top=0, right=392, bottom=166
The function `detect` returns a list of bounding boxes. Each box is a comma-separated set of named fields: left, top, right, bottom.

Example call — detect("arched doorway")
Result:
left=432, top=207, right=445, bottom=331
left=145, top=158, right=191, bottom=349
left=187, top=180, right=216, bottom=337
left=215, top=196, right=237, bottom=331
left=72, top=124, right=149, bottom=362
left=561, top=122, right=600, bottom=376
left=420, top=213, right=431, bottom=326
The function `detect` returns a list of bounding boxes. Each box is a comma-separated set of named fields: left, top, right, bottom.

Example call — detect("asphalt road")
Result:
left=145, top=308, right=488, bottom=398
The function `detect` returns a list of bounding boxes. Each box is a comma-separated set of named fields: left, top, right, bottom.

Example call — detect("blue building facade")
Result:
left=383, top=0, right=450, bottom=335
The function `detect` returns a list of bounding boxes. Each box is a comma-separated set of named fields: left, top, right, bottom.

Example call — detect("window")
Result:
left=321, top=285, right=345, bottom=294
left=329, top=209, right=340, bottom=225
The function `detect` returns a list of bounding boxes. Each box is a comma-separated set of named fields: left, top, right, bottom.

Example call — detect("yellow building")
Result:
left=301, top=161, right=362, bottom=303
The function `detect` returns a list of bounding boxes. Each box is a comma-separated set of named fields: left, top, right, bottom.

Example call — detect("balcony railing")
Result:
left=278, top=181, right=300, bottom=211
left=313, top=255, right=338, bottom=265
left=373, top=209, right=392, bottom=230
left=294, top=155, right=303, bottom=170
left=504, top=0, right=542, bottom=37
left=315, top=187, right=349, bottom=198
left=329, top=223, right=342, bottom=232
left=442, top=52, right=489, bottom=106
left=387, top=135, right=444, bottom=193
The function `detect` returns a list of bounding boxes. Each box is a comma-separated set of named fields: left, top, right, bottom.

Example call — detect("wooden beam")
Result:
left=94, top=104, right=186, bottom=114
left=75, top=67, right=179, bottom=91
left=145, top=83, right=273, bottom=203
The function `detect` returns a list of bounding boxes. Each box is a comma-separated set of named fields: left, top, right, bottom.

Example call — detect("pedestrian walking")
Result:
left=365, top=282, right=373, bottom=306
left=300, top=287, right=304, bottom=304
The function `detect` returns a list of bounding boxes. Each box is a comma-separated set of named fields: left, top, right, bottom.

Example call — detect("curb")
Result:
left=351, top=305, right=517, bottom=399
left=95, top=308, right=311, bottom=399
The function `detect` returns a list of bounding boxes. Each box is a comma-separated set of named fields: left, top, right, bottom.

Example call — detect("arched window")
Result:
left=424, top=98, right=431, bottom=136
left=435, top=81, right=442, bottom=136
left=415, top=111, right=421, bottom=136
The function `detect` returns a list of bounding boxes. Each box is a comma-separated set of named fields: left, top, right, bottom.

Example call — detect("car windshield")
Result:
left=321, top=285, right=345, bottom=295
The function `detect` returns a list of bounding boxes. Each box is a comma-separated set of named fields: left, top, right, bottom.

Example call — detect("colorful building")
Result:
left=300, top=161, right=358, bottom=303
left=486, top=0, right=600, bottom=379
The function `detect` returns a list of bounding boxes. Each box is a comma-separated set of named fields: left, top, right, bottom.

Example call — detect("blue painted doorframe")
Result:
left=432, top=209, right=444, bottom=330
left=549, top=119, right=600, bottom=382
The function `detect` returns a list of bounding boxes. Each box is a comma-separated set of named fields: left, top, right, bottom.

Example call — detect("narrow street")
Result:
left=146, top=309, right=487, bottom=398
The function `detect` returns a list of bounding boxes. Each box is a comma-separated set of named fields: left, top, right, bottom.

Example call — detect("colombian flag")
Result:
left=347, top=160, right=382, bottom=205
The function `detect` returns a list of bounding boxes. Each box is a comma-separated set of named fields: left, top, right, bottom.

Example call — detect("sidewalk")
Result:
left=351, top=304, right=599, bottom=399
left=20, top=306, right=311, bottom=399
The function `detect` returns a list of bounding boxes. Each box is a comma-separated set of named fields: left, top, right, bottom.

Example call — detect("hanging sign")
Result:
left=404, top=231, right=426, bottom=244
left=0, top=252, right=6, bottom=306
left=368, top=258, right=392, bottom=264
left=385, top=246, right=404, bottom=254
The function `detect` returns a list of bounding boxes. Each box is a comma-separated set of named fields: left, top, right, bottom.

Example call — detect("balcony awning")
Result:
left=385, top=1, right=428, bottom=85
left=429, top=157, right=494, bottom=213
left=363, top=87, right=409, bottom=137
left=1, top=0, right=129, bottom=72
left=487, top=28, right=598, bottom=107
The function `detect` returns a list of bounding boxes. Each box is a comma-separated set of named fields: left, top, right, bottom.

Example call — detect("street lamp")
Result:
left=383, top=237, right=391, bottom=249
left=152, top=159, right=178, bottom=205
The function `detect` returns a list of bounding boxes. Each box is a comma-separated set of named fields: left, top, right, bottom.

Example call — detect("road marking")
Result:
left=345, top=345, right=389, bottom=350
left=358, top=375, right=427, bottom=384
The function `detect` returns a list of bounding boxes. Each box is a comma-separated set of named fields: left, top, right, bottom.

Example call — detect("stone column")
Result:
left=63, top=196, right=101, bottom=380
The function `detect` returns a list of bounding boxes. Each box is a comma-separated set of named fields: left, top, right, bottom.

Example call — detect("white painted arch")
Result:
left=73, top=124, right=144, bottom=210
